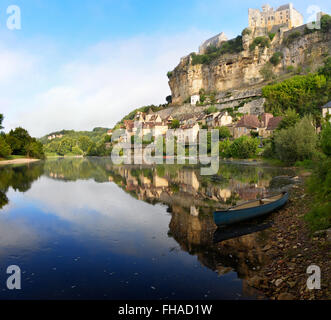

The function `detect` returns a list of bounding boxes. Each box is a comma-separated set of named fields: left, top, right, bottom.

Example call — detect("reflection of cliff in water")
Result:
left=168, top=206, right=270, bottom=297
left=0, top=162, right=44, bottom=209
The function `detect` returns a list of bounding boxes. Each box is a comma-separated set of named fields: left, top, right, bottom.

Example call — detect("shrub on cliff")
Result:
left=321, top=14, right=331, bottom=33
left=242, top=28, right=252, bottom=36
left=260, top=63, right=274, bottom=81
left=270, top=51, right=284, bottom=66
left=284, top=31, right=302, bottom=47
left=249, top=36, right=270, bottom=51
left=191, top=36, right=243, bottom=65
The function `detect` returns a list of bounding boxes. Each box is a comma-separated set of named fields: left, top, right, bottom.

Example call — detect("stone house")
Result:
left=234, top=115, right=261, bottom=138
left=196, top=113, right=207, bottom=126
left=214, top=111, right=233, bottom=127
left=205, top=112, right=221, bottom=127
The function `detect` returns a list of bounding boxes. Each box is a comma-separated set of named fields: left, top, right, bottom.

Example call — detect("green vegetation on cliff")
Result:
left=262, top=57, right=331, bottom=121
left=191, top=36, right=243, bottom=66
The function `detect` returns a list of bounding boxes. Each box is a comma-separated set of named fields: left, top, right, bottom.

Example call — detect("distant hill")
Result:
left=39, top=127, right=110, bottom=145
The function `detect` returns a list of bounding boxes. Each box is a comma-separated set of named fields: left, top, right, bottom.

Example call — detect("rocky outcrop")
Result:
left=168, top=28, right=331, bottom=105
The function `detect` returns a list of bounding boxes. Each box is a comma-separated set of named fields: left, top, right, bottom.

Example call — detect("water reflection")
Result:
left=0, top=158, right=295, bottom=299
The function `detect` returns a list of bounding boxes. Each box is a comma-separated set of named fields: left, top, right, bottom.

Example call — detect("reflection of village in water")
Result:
left=0, top=158, right=296, bottom=298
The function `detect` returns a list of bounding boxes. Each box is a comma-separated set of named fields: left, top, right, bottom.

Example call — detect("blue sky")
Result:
left=0, top=0, right=330, bottom=136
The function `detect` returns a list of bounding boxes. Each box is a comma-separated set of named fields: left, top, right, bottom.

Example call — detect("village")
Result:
left=116, top=99, right=331, bottom=148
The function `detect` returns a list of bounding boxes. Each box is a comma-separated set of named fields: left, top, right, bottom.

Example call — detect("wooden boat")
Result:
left=213, top=192, right=288, bottom=226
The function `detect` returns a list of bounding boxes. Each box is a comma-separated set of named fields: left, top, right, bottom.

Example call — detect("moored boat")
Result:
left=213, top=192, right=289, bottom=226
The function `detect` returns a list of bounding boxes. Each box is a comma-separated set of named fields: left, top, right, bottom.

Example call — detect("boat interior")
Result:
left=229, top=194, right=284, bottom=211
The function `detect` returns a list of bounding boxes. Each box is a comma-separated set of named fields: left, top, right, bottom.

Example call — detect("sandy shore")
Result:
left=0, top=158, right=41, bottom=165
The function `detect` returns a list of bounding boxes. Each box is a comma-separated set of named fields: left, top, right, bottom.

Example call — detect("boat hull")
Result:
left=213, top=193, right=289, bottom=226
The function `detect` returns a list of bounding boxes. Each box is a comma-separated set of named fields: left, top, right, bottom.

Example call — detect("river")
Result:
left=0, top=158, right=296, bottom=300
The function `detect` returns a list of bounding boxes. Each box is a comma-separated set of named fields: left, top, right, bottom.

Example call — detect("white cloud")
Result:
left=2, top=29, right=210, bottom=137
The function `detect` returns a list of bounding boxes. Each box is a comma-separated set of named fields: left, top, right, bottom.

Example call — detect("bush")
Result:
left=191, top=36, right=243, bottom=65
left=242, top=28, right=252, bottom=36
left=304, top=158, right=331, bottom=232
left=286, top=65, right=295, bottom=73
left=167, top=71, right=173, bottom=79
left=320, top=122, right=331, bottom=156
left=170, top=119, right=180, bottom=129
left=268, top=33, right=276, bottom=41
left=229, top=136, right=259, bottom=159
left=249, top=37, right=270, bottom=51
left=270, top=51, right=284, bottom=66
left=273, top=116, right=318, bottom=164
left=321, top=14, right=331, bottom=33
left=72, top=146, right=83, bottom=155
left=278, top=108, right=300, bottom=130
left=0, top=136, right=12, bottom=158
left=260, top=63, right=274, bottom=81
left=205, top=106, right=218, bottom=115
left=217, top=126, right=232, bottom=139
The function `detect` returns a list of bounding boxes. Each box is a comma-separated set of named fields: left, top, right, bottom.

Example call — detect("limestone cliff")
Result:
left=168, top=27, right=331, bottom=105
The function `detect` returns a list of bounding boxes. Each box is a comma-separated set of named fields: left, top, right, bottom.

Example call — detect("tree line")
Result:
left=0, top=115, right=45, bottom=159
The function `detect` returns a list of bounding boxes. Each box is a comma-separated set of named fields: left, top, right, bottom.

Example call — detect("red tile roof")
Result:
left=267, top=117, right=283, bottom=131
left=236, top=115, right=261, bottom=129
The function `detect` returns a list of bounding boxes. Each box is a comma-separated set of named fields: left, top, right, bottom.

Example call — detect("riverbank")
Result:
left=0, top=158, right=41, bottom=165
left=248, top=175, right=331, bottom=300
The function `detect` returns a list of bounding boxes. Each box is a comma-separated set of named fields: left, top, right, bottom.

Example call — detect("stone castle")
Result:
left=248, top=3, right=303, bottom=32
left=198, top=3, right=303, bottom=54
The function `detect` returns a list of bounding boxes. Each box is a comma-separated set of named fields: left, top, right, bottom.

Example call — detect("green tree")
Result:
left=72, top=146, right=83, bottom=155
left=0, top=114, right=4, bottom=130
left=26, top=140, right=45, bottom=159
left=6, top=127, right=31, bottom=155
left=278, top=108, right=300, bottom=130
left=0, top=136, right=12, bottom=158
left=78, top=136, right=93, bottom=153
left=320, top=122, right=331, bottom=156
left=170, top=119, right=180, bottom=129
left=274, top=116, right=318, bottom=164
left=229, top=136, right=259, bottom=159
left=217, top=126, right=232, bottom=139
left=57, top=138, right=74, bottom=156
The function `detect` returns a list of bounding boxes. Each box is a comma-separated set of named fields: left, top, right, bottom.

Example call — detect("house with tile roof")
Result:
left=233, top=115, right=261, bottom=138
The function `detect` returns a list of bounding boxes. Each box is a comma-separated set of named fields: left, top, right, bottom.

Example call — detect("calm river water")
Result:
left=0, top=158, right=295, bottom=300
